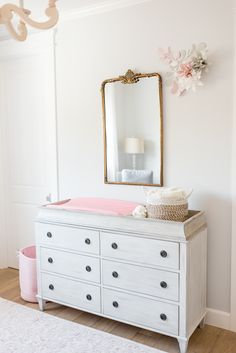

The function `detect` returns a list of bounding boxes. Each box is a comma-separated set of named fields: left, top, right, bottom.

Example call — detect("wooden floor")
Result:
left=1, top=268, right=236, bottom=353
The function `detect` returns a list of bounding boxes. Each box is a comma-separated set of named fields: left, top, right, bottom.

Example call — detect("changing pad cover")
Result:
left=46, top=197, right=140, bottom=216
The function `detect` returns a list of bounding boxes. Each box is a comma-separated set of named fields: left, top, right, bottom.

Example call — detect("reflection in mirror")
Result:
left=102, top=70, right=163, bottom=186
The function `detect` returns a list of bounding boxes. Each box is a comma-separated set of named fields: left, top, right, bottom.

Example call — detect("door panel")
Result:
left=0, top=33, right=58, bottom=268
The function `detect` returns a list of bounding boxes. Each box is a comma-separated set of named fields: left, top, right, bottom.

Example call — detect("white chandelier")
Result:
left=0, top=0, right=58, bottom=41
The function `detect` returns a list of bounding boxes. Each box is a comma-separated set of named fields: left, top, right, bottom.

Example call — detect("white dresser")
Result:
left=35, top=208, right=207, bottom=353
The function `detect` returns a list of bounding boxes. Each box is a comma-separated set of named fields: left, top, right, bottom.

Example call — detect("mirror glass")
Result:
left=102, top=71, right=163, bottom=186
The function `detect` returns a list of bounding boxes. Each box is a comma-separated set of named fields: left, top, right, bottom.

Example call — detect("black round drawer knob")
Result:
left=86, top=294, right=92, bottom=301
left=49, top=284, right=54, bottom=290
left=160, top=313, right=167, bottom=321
left=85, top=238, right=91, bottom=245
left=160, top=281, right=167, bottom=288
left=47, top=232, right=52, bottom=238
left=160, top=250, right=167, bottom=258
left=112, top=271, right=119, bottom=278
left=48, top=257, right=53, bottom=264
left=111, top=243, right=118, bottom=249
left=113, top=301, right=119, bottom=308
left=86, top=266, right=92, bottom=272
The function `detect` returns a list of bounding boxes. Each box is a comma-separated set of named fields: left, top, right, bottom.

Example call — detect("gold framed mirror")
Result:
left=101, top=69, right=163, bottom=187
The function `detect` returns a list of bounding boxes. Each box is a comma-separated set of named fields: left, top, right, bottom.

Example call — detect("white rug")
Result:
left=0, top=298, right=166, bottom=353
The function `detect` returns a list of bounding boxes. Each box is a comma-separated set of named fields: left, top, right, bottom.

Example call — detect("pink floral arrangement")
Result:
left=159, top=43, right=209, bottom=96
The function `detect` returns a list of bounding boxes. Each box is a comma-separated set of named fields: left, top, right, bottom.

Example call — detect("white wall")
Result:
left=56, top=0, right=234, bottom=315
left=0, top=63, right=7, bottom=268
left=230, top=1, right=236, bottom=330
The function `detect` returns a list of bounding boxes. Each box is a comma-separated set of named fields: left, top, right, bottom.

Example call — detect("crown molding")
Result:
left=60, top=0, right=152, bottom=22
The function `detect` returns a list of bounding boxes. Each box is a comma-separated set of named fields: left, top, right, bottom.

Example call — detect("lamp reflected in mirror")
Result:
left=122, top=137, right=154, bottom=184
left=124, top=137, right=144, bottom=170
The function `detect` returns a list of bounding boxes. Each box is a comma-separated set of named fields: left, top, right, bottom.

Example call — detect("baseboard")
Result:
left=206, top=308, right=231, bottom=330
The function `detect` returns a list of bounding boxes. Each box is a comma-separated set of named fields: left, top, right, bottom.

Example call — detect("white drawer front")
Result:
left=103, top=289, right=178, bottom=335
left=101, top=232, right=179, bottom=269
left=41, top=248, right=100, bottom=283
left=102, top=260, right=179, bottom=301
left=42, top=273, right=101, bottom=313
left=36, top=223, right=99, bottom=255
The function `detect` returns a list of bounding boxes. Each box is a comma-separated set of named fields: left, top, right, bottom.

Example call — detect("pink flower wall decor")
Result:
left=159, top=43, right=209, bottom=96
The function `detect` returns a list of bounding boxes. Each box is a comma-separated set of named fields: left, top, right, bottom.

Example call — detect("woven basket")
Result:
left=146, top=202, right=188, bottom=222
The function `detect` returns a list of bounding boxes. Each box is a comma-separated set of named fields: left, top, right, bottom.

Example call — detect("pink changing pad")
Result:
left=46, top=198, right=140, bottom=216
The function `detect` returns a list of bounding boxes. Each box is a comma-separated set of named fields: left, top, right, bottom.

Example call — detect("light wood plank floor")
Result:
left=1, top=268, right=236, bottom=353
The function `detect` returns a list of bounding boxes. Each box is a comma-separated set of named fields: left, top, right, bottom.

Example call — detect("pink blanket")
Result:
left=46, top=197, right=139, bottom=216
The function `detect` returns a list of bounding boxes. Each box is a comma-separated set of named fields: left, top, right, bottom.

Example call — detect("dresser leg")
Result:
left=177, top=338, right=188, bottom=353
left=38, top=298, right=46, bottom=311
left=199, top=316, right=206, bottom=329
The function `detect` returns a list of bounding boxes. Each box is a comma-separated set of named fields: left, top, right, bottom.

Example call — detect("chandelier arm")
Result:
left=0, top=1, right=58, bottom=31
left=4, top=19, right=27, bottom=41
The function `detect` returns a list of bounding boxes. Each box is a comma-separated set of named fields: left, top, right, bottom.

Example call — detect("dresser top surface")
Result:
left=35, top=207, right=206, bottom=241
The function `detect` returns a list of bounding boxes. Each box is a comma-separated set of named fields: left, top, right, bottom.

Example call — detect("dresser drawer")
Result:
left=103, top=288, right=178, bottom=335
left=36, top=223, right=99, bottom=255
left=101, top=232, right=179, bottom=269
left=40, top=248, right=100, bottom=283
left=102, top=260, right=179, bottom=301
left=41, top=273, right=101, bottom=313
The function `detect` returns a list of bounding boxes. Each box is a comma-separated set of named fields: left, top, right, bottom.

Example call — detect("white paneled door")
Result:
left=0, top=32, right=58, bottom=268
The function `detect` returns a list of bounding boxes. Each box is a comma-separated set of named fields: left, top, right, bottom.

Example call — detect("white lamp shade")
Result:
left=125, top=137, right=144, bottom=154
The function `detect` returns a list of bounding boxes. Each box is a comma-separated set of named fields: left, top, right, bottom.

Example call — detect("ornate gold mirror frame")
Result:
left=101, top=69, right=163, bottom=187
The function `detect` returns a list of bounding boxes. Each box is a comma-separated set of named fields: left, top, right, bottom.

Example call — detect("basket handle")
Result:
left=142, top=186, right=150, bottom=196
left=185, top=188, right=193, bottom=199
